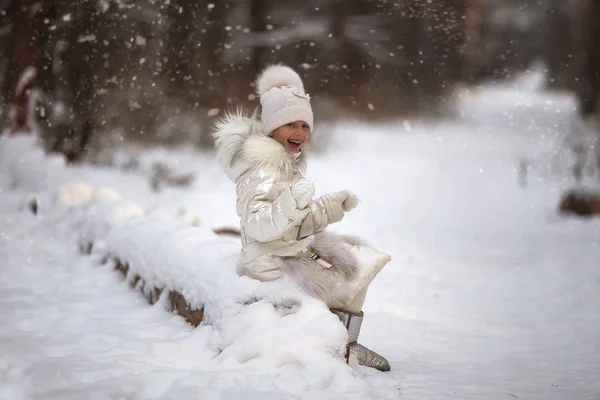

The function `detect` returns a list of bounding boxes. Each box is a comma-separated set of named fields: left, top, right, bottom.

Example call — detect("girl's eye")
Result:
left=302, top=124, right=309, bottom=129
left=287, top=123, right=294, bottom=127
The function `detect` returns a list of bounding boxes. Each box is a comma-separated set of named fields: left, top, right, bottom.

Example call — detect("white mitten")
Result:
left=290, top=179, right=315, bottom=209
left=341, top=190, right=359, bottom=211
left=320, top=190, right=359, bottom=223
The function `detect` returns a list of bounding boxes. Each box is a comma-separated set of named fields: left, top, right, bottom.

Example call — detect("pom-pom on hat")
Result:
left=255, top=64, right=313, bottom=134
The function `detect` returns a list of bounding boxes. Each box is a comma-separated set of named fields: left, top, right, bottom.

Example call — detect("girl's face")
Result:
left=271, top=120, right=311, bottom=153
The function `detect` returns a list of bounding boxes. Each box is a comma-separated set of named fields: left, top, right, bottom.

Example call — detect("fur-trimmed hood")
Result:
left=213, top=111, right=306, bottom=182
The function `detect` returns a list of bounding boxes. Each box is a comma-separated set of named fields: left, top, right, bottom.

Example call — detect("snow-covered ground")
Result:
left=1, top=74, right=600, bottom=399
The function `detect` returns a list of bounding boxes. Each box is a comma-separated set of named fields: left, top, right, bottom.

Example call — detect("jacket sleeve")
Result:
left=243, top=173, right=309, bottom=242
left=297, top=195, right=344, bottom=239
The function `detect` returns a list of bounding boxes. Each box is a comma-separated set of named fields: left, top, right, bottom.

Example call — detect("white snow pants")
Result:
left=328, top=243, right=390, bottom=312
left=342, top=284, right=369, bottom=313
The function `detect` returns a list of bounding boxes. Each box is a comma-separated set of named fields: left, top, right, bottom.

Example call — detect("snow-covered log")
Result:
left=559, top=188, right=600, bottom=217
left=0, top=133, right=354, bottom=384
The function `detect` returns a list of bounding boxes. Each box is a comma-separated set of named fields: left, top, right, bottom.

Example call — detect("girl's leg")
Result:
left=342, top=284, right=369, bottom=314
left=331, top=281, right=390, bottom=372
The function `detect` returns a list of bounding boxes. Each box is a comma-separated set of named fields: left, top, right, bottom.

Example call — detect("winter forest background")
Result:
left=3, top=1, right=600, bottom=398
left=1, top=0, right=600, bottom=165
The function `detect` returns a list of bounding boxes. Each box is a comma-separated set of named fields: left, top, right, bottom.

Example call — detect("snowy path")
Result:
left=319, top=85, right=600, bottom=399
left=0, top=198, right=219, bottom=399
left=2, top=79, right=600, bottom=399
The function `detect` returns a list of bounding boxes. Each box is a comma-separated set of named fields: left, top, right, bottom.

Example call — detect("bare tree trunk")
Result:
left=402, top=1, right=424, bottom=109
left=166, top=0, right=199, bottom=95
left=329, top=0, right=349, bottom=101
left=545, top=0, right=577, bottom=90
left=44, top=0, right=99, bottom=162
left=331, top=0, right=348, bottom=66
left=462, top=0, right=484, bottom=82
left=250, top=0, right=268, bottom=76
left=196, top=0, right=227, bottom=146
left=578, top=0, right=600, bottom=117
left=578, top=0, right=600, bottom=176
left=1, top=1, right=18, bottom=124
left=4, top=0, right=44, bottom=132
left=197, top=0, right=226, bottom=107
left=36, top=0, right=56, bottom=102
left=443, top=0, right=468, bottom=83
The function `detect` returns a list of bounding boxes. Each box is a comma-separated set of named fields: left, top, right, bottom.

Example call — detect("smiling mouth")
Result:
left=287, top=139, right=303, bottom=146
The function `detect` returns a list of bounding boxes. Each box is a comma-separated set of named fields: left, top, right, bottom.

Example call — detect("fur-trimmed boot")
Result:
left=331, top=309, right=391, bottom=372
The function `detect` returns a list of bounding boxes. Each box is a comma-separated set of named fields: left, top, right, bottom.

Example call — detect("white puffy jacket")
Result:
left=213, top=112, right=344, bottom=281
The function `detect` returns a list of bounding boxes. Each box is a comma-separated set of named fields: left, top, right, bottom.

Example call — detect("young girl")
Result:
left=213, top=64, right=391, bottom=371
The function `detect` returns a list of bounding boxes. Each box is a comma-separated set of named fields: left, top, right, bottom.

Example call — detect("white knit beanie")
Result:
left=255, top=64, right=313, bottom=134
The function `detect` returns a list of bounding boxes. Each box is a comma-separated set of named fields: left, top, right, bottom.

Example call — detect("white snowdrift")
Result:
left=0, top=132, right=395, bottom=399
left=3, top=77, right=600, bottom=399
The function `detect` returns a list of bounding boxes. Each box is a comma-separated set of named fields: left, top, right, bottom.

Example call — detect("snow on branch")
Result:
left=235, top=18, right=330, bottom=49
left=15, top=67, right=37, bottom=97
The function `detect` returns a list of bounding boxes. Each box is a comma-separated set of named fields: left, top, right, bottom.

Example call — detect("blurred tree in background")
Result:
left=0, top=0, right=598, bottom=161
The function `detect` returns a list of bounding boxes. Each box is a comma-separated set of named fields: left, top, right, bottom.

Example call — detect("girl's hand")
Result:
left=290, top=179, right=315, bottom=209
left=320, top=190, right=359, bottom=223
left=340, top=190, right=359, bottom=211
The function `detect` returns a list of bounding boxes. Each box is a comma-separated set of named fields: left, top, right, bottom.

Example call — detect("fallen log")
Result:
left=559, top=188, right=600, bottom=217
left=110, top=257, right=204, bottom=326
left=212, top=226, right=241, bottom=237
left=82, top=244, right=205, bottom=327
